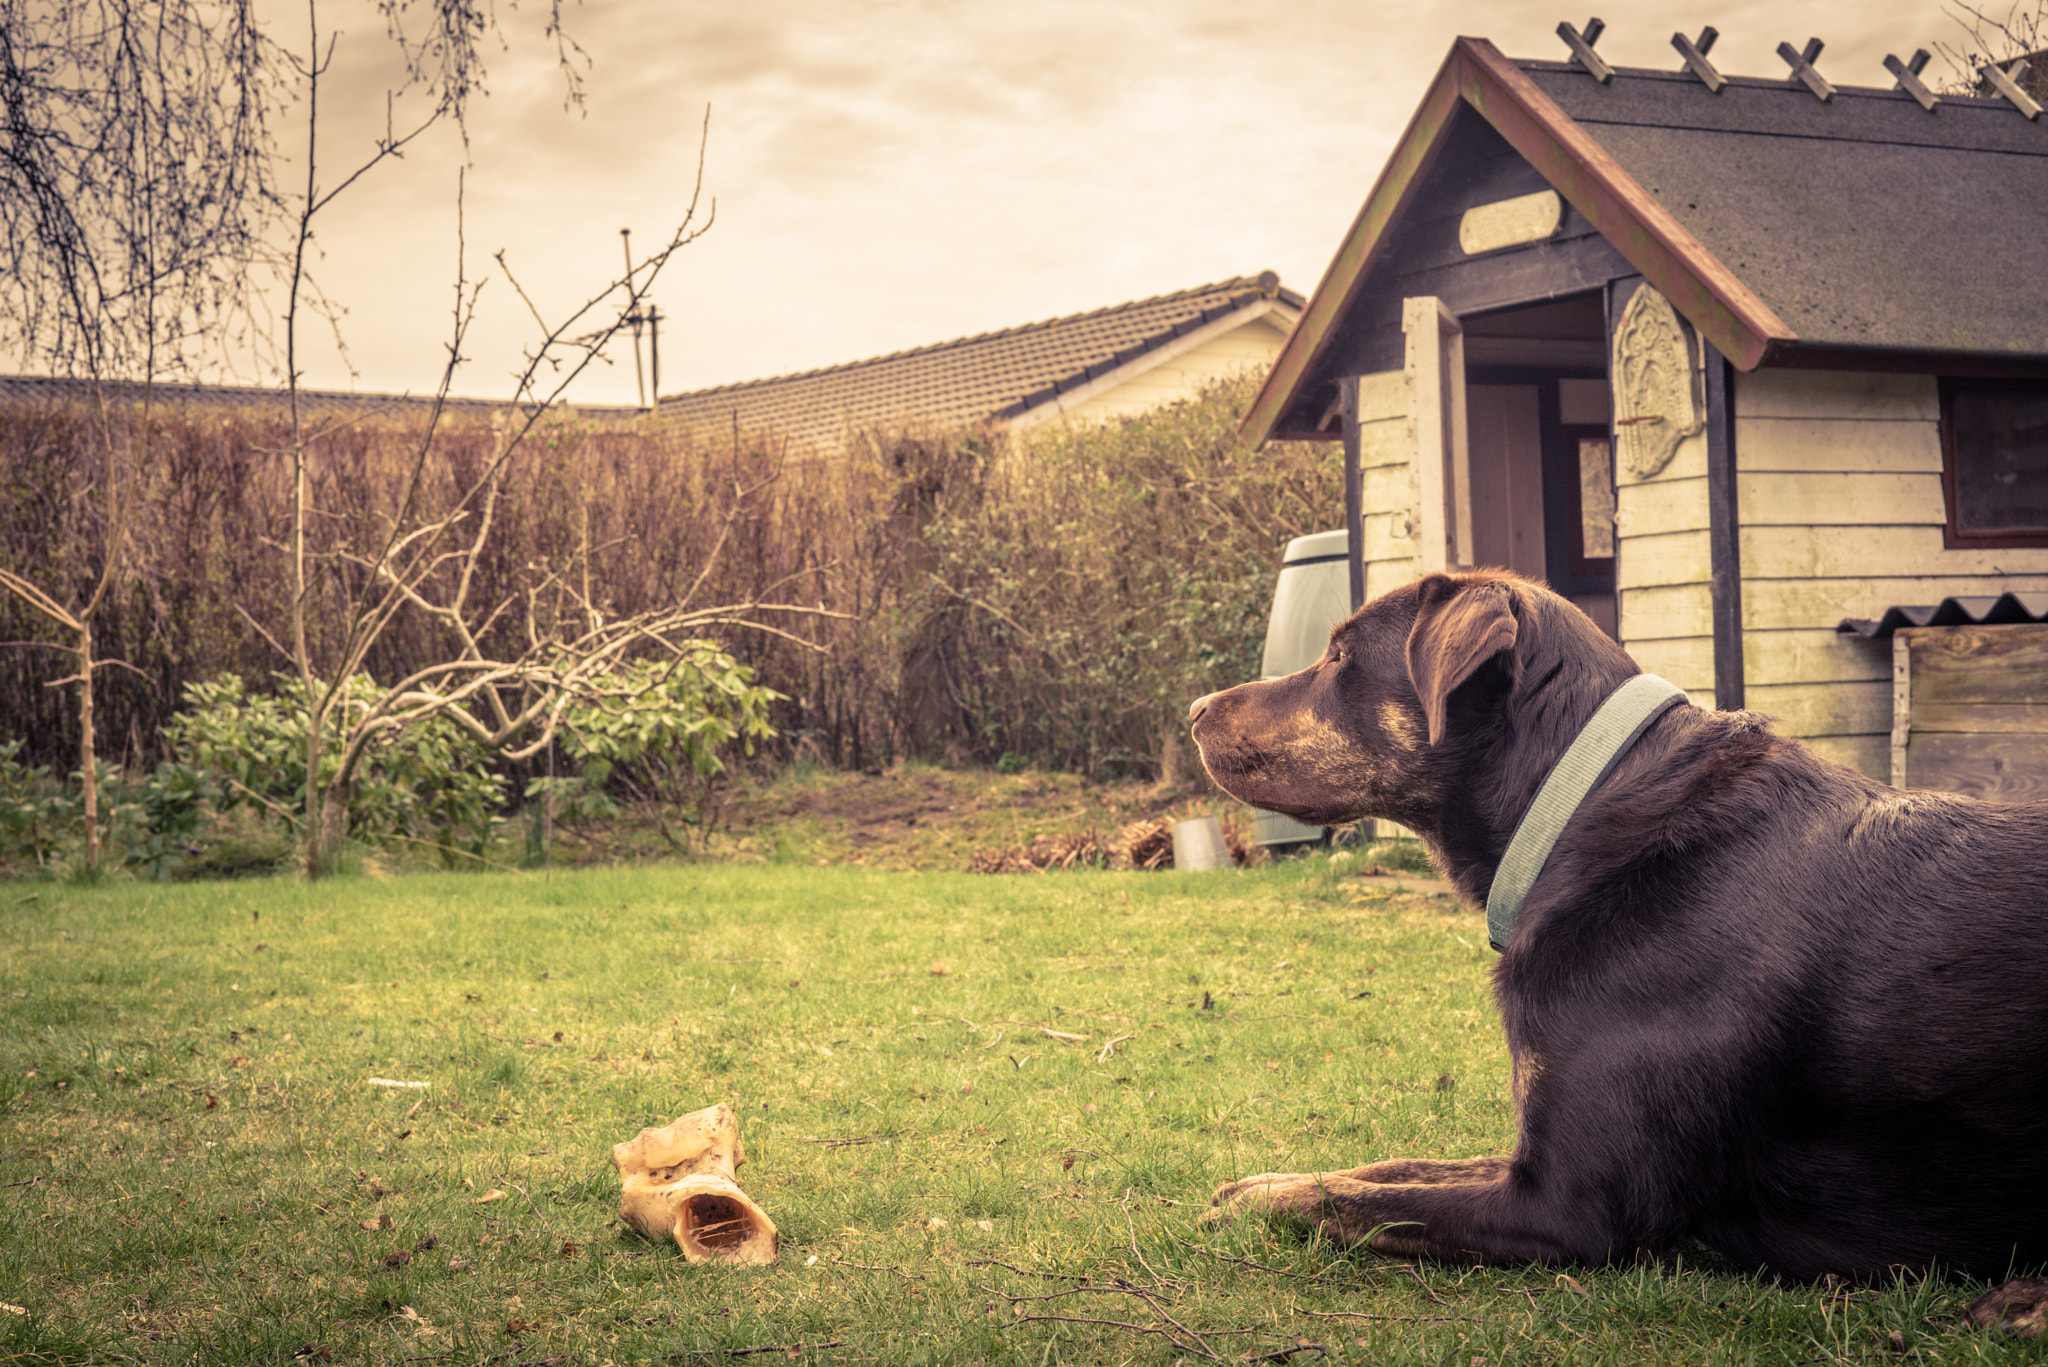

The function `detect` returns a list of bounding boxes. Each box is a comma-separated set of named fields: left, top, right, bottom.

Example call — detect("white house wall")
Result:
left=1733, top=369, right=2048, bottom=779
left=1033, top=314, right=1297, bottom=428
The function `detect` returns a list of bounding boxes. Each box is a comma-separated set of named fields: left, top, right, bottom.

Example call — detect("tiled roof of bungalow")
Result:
left=654, top=272, right=1304, bottom=455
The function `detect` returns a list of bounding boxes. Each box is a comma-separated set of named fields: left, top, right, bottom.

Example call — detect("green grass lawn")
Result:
left=0, top=860, right=2033, bottom=1365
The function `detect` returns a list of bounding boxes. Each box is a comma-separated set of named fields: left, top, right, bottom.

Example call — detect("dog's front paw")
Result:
left=1969, top=1277, right=2048, bottom=1338
left=1201, top=1171, right=1339, bottom=1231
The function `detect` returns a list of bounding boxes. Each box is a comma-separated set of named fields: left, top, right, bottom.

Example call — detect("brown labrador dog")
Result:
left=1186, top=569, right=2048, bottom=1318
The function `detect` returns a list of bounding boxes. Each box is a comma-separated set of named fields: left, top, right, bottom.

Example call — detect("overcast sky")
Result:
left=296, top=0, right=1957, bottom=407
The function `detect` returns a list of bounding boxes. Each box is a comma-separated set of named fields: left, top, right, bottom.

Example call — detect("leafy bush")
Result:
left=0, top=742, right=221, bottom=881
left=544, top=645, right=782, bottom=850
left=165, top=673, right=507, bottom=864
left=897, top=375, right=1340, bottom=775
left=0, top=738, right=71, bottom=870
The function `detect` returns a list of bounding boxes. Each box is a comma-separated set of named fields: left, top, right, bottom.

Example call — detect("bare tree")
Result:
left=1, top=0, right=815, bottom=877
left=0, top=0, right=277, bottom=872
left=269, top=5, right=832, bottom=876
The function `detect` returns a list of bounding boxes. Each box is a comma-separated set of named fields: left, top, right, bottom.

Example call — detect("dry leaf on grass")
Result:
left=474, top=1189, right=507, bottom=1204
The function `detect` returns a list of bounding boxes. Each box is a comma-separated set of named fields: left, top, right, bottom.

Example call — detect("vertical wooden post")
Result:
left=1404, top=297, right=1470, bottom=574
left=1341, top=376, right=1364, bottom=612
left=1703, top=340, right=1745, bottom=710
left=1891, top=630, right=1912, bottom=788
left=1445, top=319, right=1472, bottom=568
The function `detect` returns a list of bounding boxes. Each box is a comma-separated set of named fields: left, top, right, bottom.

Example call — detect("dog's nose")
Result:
left=1187, top=692, right=1215, bottom=724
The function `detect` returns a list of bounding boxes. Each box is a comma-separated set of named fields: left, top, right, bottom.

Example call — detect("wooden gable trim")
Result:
left=1237, top=56, right=1466, bottom=447
left=1239, top=36, right=1798, bottom=448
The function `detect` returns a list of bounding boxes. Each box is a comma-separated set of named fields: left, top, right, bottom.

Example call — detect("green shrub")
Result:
left=0, top=738, right=71, bottom=870
left=0, top=742, right=225, bottom=881
left=545, top=645, right=781, bottom=850
left=898, top=373, right=1340, bottom=775
left=165, top=673, right=507, bottom=864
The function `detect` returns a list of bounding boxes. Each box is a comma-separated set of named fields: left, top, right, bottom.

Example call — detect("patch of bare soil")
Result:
left=707, top=763, right=1266, bottom=872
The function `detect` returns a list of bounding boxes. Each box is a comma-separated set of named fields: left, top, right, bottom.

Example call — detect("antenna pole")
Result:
left=621, top=227, right=647, bottom=409
left=648, top=306, right=662, bottom=410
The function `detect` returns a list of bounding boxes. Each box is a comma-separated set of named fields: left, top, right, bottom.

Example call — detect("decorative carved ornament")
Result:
left=1611, top=284, right=1702, bottom=481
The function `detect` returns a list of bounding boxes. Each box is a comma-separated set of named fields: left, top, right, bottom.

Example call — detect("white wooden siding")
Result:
left=1356, top=369, right=1415, bottom=600
left=1734, top=369, right=2048, bottom=779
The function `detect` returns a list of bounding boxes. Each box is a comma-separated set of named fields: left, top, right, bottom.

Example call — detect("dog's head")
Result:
left=1186, top=570, right=1637, bottom=832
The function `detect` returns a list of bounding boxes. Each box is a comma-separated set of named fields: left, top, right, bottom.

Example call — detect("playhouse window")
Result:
left=1942, top=379, right=2048, bottom=547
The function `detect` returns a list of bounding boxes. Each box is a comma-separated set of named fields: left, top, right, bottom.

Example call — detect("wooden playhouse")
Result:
left=1240, top=28, right=2048, bottom=787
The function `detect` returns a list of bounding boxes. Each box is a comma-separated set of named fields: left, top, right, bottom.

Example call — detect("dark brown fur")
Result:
left=1187, top=570, right=2048, bottom=1316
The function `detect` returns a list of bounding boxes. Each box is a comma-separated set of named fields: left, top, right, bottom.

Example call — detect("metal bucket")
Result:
left=1171, top=816, right=1232, bottom=871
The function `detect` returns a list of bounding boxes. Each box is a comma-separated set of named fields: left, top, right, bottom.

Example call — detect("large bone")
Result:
left=611, top=1102, right=779, bottom=1265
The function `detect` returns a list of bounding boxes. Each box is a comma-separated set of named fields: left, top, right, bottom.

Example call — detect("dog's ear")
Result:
left=1406, top=576, right=1520, bottom=745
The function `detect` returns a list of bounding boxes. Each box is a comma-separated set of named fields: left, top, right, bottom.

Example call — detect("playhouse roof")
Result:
left=1243, top=36, right=2048, bottom=445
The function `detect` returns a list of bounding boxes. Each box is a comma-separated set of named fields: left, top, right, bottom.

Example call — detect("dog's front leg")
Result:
left=1349, top=1155, right=1512, bottom=1187
left=1202, top=1164, right=1627, bottom=1265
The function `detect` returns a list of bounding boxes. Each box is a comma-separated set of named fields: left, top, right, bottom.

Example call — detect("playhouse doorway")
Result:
left=1461, top=293, right=1616, bottom=638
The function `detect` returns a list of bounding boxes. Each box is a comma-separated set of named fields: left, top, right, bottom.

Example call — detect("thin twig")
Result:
left=1172, top=1238, right=1353, bottom=1284
left=964, top=1257, right=1094, bottom=1283
left=1119, top=1189, right=1182, bottom=1294
left=1012, top=1314, right=1226, bottom=1361
left=1396, top=1263, right=1447, bottom=1304
left=665, top=1343, right=843, bottom=1361
left=1095, top=1034, right=1134, bottom=1064
left=1299, top=1308, right=1479, bottom=1325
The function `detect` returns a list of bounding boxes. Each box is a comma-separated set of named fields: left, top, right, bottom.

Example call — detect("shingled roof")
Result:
left=1243, top=36, right=2048, bottom=445
left=657, top=273, right=1303, bottom=454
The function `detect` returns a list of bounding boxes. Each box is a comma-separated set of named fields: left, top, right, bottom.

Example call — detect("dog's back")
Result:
left=1517, top=707, right=2048, bottom=1277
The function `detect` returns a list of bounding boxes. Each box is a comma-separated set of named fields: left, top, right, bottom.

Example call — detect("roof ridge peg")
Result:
left=1981, top=57, right=2045, bottom=119
left=1778, top=37, right=1836, bottom=102
left=1555, top=17, right=1613, bottom=83
left=1884, top=49, right=1941, bottom=112
left=1672, top=27, right=1726, bottom=93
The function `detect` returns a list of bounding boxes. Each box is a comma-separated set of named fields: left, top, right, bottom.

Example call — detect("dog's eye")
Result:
left=1329, top=645, right=1346, bottom=665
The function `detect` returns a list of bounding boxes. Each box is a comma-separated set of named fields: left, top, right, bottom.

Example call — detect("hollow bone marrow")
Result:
left=611, top=1102, right=779, bottom=1265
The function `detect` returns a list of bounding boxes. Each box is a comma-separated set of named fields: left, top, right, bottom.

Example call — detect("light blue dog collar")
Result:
left=1485, top=674, right=1688, bottom=952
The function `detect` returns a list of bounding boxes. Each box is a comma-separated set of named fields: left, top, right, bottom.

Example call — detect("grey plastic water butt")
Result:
left=1250, top=529, right=1351, bottom=848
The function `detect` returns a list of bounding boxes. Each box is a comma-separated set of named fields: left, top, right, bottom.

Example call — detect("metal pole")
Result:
left=648, top=306, right=661, bottom=410
left=620, top=228, right=646, bottom=409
